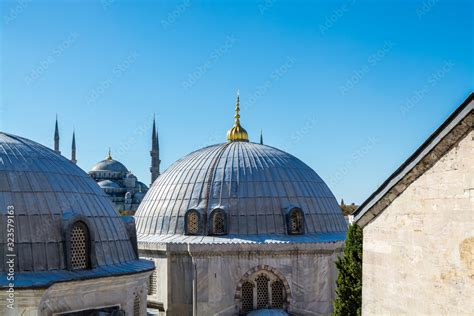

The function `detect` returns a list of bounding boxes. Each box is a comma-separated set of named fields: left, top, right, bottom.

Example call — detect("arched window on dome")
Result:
left=70, top=221, right=90, bottom=270
left=185, top=209, right=200, bottom=235
left=287, top=207, right=304, bottom=235
left=209, top=208, right=227, bottom=235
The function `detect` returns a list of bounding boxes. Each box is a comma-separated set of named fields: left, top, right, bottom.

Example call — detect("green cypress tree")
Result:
left=332, top=223, right=363, bottom=316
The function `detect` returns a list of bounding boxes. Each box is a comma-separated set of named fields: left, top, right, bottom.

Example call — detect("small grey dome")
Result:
left=0, top=132, right=147, bottom=277
left=137, top=181, right=148, bottom=192
left=136, top=142, right=347, bottom=239
left=98, top=179, right=122, bottom=189
left=91, top=158, right=128, bottom=173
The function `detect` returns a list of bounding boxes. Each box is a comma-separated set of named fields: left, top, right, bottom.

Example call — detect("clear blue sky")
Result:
left=1, top=0, right=472, bottom=204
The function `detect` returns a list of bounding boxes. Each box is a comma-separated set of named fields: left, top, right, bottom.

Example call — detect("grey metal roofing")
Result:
left=90, top=158, right=128, bottom=173
left=2, top=259, right=154, bottom=289
left=138, top=232, right=346, bottom=245
left=0, top=132, right=150, bottom=281
left=135, top=141, right=347, bottom=241
left=354, top=93, right=474, bottom=227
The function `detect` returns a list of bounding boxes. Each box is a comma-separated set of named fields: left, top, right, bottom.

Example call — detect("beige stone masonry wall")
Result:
left=362, top=130, right=474, bottom=315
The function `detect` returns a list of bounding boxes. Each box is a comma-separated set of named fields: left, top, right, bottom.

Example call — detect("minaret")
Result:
left=54, top=115, right=60, bottom=154
left=150, top=115, right=161, bottom=186
left=260, top=130, right=264, bottom=145
left=71, top=130, right=77, bottom=164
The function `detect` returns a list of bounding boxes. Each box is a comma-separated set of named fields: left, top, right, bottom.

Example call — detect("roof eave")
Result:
left=354, top=93, right=474, bottom=227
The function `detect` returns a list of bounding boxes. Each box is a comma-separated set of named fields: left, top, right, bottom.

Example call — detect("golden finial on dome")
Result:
left=107, top=147, right=112, bottom=160
left=227, top=90, right=249, bottom=142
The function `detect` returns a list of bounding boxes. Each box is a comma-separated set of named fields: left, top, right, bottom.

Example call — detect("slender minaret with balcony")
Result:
left=71, top=130, right=77, bottom=164
left=54, top=115, right=60, bottom=154
left=150, top=115, right=161, bottom=186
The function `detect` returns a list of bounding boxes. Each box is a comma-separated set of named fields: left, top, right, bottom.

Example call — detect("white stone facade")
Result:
left=0, top=272, right=151, bottom=315
left=361, top=130, right=474, bottom=314
left=142, top=242, right=343, bottom=316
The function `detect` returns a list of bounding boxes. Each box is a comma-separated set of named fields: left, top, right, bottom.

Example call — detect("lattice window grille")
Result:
left=256, top=274, right=270, bottom=309
left=289, top=211, right=302, bottom=234
left=133, top=295, right=140, bottom=316
left=71, top=223, right=88, bottom=270
left=148, top=270, right=157, bottom=295
left=213, top=211, right=225, bottom=234
left=187, top=212, right=199, bottom=234
left=241, top=281, right=254, bottom=313
left=271, top=280, right=285, bottom=309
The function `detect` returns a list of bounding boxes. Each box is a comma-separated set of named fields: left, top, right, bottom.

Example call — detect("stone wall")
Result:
left=194, top=251, right=340, bottom=316
left=144, top=242, right=343, bottom=316
left=0, top=271, right=151, bottom=315
left=362, top=130, right=474, bottom=314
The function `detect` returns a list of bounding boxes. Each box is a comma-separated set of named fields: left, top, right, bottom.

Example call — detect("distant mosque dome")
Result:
left=91, top=150, right=129, bottom=174
left=51, top=115, right=160, bottom=214
left=89, top=149, right=150, bottom=212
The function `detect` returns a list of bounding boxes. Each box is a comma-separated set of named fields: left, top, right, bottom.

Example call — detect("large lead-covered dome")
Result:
left=0, top=132, right=152, bottom=284
left=136, top=141, right=347, bottom=239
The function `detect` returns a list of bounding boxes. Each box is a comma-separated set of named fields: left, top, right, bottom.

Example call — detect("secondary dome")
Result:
left=91, top=150, right=128, bottom=173
left=0, top=132, right=151, bottom=282
left=98, top=179, right=122, bottom=189
left=135, top=141, right=347, bottom=238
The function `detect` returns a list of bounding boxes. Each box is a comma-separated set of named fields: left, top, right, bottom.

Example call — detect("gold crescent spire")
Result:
left=107, top=147, right=112, bottom=160
left=227, top=91, right=249, bottom=142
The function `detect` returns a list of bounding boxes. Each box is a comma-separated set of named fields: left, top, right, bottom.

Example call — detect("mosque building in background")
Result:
left=52, top=116, right=161, bottom=213
left=136, top=94, right=347, bottom=315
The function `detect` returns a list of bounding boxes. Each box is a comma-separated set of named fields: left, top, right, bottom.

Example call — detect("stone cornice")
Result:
left=139, top=240, right=344, bottom=258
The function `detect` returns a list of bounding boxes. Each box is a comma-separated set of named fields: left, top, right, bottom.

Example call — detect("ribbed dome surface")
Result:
left=136, top=142, right=347, bottom=237
left=0, top=133, right=138, bottom=273
left=91, top=159, right=128, bottom=173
